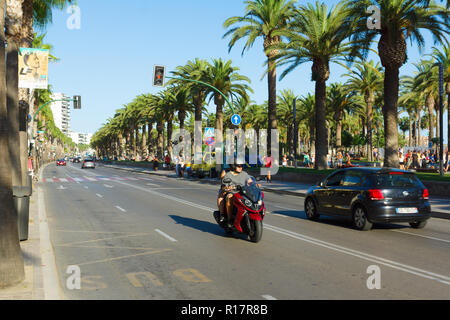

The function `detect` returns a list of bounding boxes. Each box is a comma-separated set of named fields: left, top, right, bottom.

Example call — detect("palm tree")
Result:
left=413, top=59, right=440, bottom=148
left=272, top=1, right=362, bottom=169
left=223, top=0, right=297, bottom=155
left=327, top=83, right=360, bottom=154
left=277, top=89, right=297, bottom=157
left=297, top=93, right=316, bottom=155
left=347, top=0, right=449, bottom=167
left=0, top=0, right=26, bottom=289
left=344, top=60, right=383, bottom=161
left=204, top=58, right=252, bottom=169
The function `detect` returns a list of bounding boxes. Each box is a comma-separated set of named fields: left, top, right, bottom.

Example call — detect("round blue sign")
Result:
left=231, top=114, right=241, bottom=126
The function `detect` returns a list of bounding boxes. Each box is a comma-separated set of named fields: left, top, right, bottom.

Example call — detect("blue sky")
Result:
left=43, top=0, right=448, bottom=143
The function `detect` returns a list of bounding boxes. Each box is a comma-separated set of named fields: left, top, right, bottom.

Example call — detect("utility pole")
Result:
left=439, top=64, right=444, bottom=176
left=293, top=98, right=297, bottom=168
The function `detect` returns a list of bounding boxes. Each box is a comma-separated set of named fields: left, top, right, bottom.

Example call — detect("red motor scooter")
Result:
left=213, top=177, right=265, bottom=242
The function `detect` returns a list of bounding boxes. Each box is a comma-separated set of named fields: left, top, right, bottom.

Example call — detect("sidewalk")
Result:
left=102, top=163, right=450, bottom=219
left=0, top=186, right=45, bottom=299
left=0, top=163, right=60, bottom=300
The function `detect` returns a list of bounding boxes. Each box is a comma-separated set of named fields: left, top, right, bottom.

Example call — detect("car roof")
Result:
left=335, top=167, right=413, bottom=174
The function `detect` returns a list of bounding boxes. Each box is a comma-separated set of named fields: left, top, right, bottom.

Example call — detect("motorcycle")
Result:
left=213, top=176, right=265, bottom=242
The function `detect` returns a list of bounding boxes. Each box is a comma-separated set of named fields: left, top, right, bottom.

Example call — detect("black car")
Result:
left=304, top=167, right=431, bottom=231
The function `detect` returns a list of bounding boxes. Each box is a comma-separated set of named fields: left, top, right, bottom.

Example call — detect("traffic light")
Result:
left=73, top=95, right=81, bottom=109
left=153, top=65, right=166, bottom=87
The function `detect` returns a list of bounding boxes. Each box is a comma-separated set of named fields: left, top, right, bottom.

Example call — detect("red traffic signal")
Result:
left=153, top=65, right=166, bottom=87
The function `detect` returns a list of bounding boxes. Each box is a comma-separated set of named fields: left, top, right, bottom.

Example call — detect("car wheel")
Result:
left=352, top=206, right=372, bottom=231
left=409, top=221, right=427, bottom=229
left=305, top=198, right=320, bottom=220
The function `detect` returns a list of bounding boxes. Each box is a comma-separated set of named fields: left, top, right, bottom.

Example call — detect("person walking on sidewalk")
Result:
left=263, top=154, right=273, bottom=183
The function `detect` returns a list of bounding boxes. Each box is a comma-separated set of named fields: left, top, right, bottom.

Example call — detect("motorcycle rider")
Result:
left=217, top=163, right=252, bottom=227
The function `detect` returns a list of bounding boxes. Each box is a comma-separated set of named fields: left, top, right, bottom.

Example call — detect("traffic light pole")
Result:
left=165, top=76, right=235, bottom=114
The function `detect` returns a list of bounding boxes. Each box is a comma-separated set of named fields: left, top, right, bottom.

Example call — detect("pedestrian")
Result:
left=337, top=151, right=343, bottom=168
left=412, top=150, right=419, bottom=169
left=304, top=153, right=310, bottom=168
left=282, top=154, right=288, bottom=167
left=179, top=156, right=185, bottom=178
left=399, top=152, right=405, bottom=170
left=444, top=150, right=449, bottom=173
left=406, top=150, right=412, bottom=170
left=346, top=152, right=351, bottom=167
left=152, top=155, right=159, bottom=171
left=263, top=154, right=273, bottom=182
left=165, top=154, right=171, bottom=170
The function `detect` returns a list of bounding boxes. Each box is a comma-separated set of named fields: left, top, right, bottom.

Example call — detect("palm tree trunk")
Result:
left=6, top=0, right=23, bottom=187
left=447, top=85, right=450, bottom=149
left=366, top=92, right=374, bottom=162
left=267, top=56, right=277, bottom=156
left=0, top=0, right=25, bottom=288
left=314, top=77, right=328, bottom=169
left=156, top=120, right=163, bottom=159
left=141, top=125, right=146, bottom=157
left=382, top=66, right=400, bottom=167
left=167, top=117, right=173, bottom=158
left=408, top=112, right=413, bottom=146
left=215, top=96, right=224, bottom=172
left=426, top=93, right=435, bottom=146
left=417, top=108, right=421, bottom=146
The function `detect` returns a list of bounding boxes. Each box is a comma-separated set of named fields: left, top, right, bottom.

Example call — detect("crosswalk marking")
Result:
left=41, top=176, right=154, bottom=184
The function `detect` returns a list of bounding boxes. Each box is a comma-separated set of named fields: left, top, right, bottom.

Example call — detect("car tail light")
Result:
left=368, top=189, right=384, bottom=200
left=389, top=171, right=403, bottom=175
left=422, top=189, right=429, bottom=200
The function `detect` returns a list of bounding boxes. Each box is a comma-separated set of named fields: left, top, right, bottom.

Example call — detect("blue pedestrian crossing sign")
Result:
left=231, top=114, right=241, bottom=126
left=204, top=127, right=214, bottom=138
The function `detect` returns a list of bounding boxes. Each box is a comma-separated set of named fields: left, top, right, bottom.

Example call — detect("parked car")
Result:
left=304, top=167, right=431, bottom=231
left=56, top=159, right=66, bottom=166
left=81, top=158, right=95, bottom=169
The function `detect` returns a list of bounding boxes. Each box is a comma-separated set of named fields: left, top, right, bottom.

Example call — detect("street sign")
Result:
left=204, top=127, right=214, bottom=138
left=205, top=137, right=215, bottom=146
left=231, top=114, right=241, bottom=126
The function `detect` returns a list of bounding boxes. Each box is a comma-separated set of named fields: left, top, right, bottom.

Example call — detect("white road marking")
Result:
left=104, top=184, right=114, bottom=188
left=59, top=178, right=68, bottom=182
left=115, top=206, right=126, bottom=212
left=146, top=183, right=159, bottom=187
left=272, top=213, right=287, bottom=218
left=155, top=229, right=178, bottom=242
left=391, top=230, right=450, bottom=244
left=84, top=186, right=89, bottom=189
left=96, top=193, right=103, bottom=198
left=262, top=295, right=277, bottom=300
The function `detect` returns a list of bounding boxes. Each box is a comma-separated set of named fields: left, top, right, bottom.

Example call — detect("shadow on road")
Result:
left=169, top=215, right=224, bottom=237
left=272, top=209, right=409, bottom=231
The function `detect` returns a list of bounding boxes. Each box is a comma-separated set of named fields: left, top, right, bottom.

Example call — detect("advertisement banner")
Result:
left=19, top=48, right=49, bottom=89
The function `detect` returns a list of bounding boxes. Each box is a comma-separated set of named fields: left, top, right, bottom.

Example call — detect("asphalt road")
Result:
left=39, top=162, right=450, bottom=299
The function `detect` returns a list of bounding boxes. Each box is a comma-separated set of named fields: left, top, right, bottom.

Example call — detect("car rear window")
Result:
left=370, top=173, right=422, bottom=188
left=84, top=159, right=93, bottom=162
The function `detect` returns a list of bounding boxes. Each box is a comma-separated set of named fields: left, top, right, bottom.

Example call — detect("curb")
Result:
left=102, top=164, right=450, bottom=221
left=38, top=163, right=64, bottom=300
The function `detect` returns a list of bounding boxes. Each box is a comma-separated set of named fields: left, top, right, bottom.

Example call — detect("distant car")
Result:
left=81, top=158, right=95, bottom=169
left=304, top=167, right=431, bottom=231
left=73, top=157, right=81, bottom=163
left=56, top=159, right=66, bottom=166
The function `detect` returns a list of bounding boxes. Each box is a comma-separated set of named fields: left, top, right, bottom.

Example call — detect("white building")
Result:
left=70, top=131, right=92, bottom=146
left=50, top=93, right=71, bottom=135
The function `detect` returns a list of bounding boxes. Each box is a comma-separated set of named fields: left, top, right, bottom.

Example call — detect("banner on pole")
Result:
left=19, top=48, right=49, bottom=89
